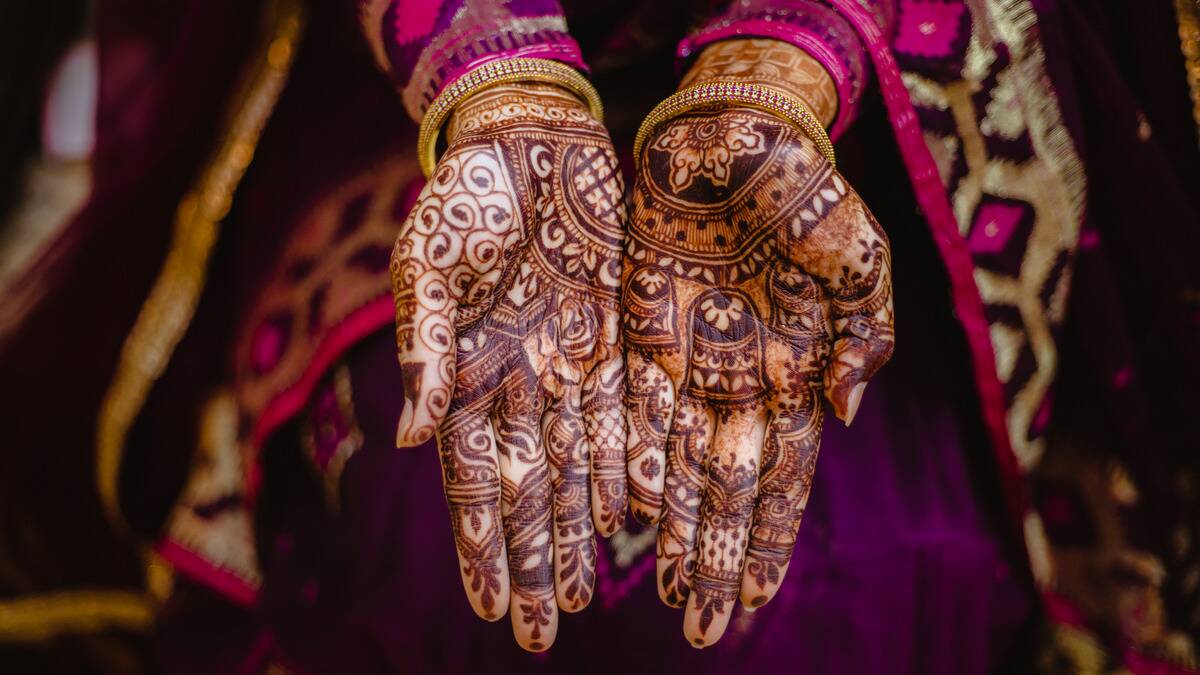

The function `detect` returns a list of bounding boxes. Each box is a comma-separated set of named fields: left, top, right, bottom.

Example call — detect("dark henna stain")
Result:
left=393, top=84, right=628, bottom=647
left=623, top=51, right=894, bottom=645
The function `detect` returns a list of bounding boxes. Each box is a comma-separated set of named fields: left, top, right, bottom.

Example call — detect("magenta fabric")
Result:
left=357, top=0, right=589, bottom=120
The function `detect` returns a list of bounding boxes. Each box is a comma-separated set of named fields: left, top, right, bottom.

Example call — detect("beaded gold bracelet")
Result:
left=417, top=58, right=604, bottom=178
left=633, top=81, right=835, bottom=168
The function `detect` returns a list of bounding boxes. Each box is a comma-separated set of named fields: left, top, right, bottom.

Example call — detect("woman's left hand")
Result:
left=623, top=101, right=895, bottom=646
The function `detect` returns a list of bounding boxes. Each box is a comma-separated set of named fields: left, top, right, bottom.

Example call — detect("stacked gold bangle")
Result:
left=634, top=81, right=835, bottom=168
left=417, top=57, right=604, bottom=178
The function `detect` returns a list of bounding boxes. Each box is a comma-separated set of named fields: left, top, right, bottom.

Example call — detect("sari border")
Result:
left=0, top=588, right=153, bottom=642
left=94, top=0, right=305, bottom=535
left=824, top=0, right=1029, bottom=546
left=155, top=539, right=260, bottom=608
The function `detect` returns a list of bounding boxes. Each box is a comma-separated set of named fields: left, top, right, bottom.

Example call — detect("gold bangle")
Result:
left=633, top=81, right=835, bottom=168
left=417, top=57, right=604, bottom=178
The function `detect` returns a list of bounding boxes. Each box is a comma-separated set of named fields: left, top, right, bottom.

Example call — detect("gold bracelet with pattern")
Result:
left=417, top=57, right=604, bottom=177
left=634, top=80, right=835, bottom=168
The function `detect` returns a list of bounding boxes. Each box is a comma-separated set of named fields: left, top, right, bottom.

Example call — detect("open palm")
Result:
left=622, top=106, right=894, bottom=646
left=391, top=83, right=627, bottom=651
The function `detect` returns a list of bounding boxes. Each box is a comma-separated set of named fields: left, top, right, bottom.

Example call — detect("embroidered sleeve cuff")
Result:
left=358, top=0, right=588, bottom=122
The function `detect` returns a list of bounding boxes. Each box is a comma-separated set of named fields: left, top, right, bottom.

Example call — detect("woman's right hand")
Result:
left=390, top=82, right=628, bottom=651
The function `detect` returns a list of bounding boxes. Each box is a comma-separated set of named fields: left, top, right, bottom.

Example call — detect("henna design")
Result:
left=392, top=83, right=626, bottom=651
left=583, top=354, right=628, bottom=536
left=655, top=398, right=710, bottom=607
left=680, top=38, right=841, bottom=127
left=624, top=91, right=894, bottom=647
left=623, top=349, right=674, bottom=524
left=691, top=431, right=760, bottom=638
left=650, top=115, right=766, bottom=193
left=684, top=288, right=770, bottom=408
left=440, top=405, right=507, bottom=619
left=499, top=442, right=555, bottom=646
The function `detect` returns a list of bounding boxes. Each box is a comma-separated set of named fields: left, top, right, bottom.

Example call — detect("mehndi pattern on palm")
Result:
left=623, top=107, right=894, bottom=646
left=391, top=83, right=627, bottom=652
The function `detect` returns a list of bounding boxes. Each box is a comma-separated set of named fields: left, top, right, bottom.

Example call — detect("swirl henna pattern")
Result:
left=391, top=83, right=627, bottom=652
left=623, top=106, right=894, bottom=647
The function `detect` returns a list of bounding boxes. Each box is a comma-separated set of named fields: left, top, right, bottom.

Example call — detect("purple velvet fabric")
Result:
left=5, top=0, right=1197, bottom=671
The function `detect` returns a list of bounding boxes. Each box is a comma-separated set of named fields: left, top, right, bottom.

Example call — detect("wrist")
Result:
left=417, top=58, right=602, bottom=177
left=445, top=82, right=591, bottom=145
left=680, top=38, right=838, bottom=128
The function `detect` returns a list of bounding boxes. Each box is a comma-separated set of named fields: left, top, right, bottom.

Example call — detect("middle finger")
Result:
left=683, top=407, right=766, bottom=647
left=493, top=374, right=557, bottom=652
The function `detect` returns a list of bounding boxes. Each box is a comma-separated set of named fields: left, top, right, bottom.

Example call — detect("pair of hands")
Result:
left=390, top=56, right=894, bottom=652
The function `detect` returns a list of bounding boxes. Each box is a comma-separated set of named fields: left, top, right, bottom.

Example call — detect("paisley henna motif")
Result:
left=391, top=83, right=627, bottom=651
left=624, top=64, right=893, bottom=646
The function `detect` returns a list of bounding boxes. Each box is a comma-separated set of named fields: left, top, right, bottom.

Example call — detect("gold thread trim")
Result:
left=980, top=0, right=1086, bottom=475
left=1177, top=0, right=1200, bottom=144
left=0, top=590, right=153, bottom=642
left=95, top=0, right=306, bottom=533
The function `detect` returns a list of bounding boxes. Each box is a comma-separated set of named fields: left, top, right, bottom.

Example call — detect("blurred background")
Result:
left=1, top=1, right=1199, bottom=673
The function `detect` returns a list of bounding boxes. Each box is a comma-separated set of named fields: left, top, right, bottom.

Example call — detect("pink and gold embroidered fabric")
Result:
left=356, top=0, right=588, bottom=121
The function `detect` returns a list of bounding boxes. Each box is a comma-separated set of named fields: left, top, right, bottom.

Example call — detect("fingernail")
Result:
left=843, top=382, right=867, bottom=427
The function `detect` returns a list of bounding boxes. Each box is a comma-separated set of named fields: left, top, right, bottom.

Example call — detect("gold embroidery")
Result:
left=234, top=157, right=419, bottom=429
left=1023, top=512, right=1054, bottom=588
left=985, top=0, right=1086, bottom=470
left=980, top=68, right=1027, bottom=140
left=0, top=590, right=152, bottom=642
left=904, top=0, right=1087, bottom=471
left=1175, top=0, right=1200, bottom=144
left=900, top=71, right=950, bottom=111
left=95, top=0, right=305, bottom=534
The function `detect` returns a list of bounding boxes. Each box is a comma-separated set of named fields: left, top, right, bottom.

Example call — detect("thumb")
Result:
left=392, top=236, right=459, bottom=447
left=824, top=312, right=893, bottom=425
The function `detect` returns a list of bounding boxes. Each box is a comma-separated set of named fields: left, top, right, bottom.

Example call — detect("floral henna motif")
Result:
left=391, top=83, right=626, bottom=651
left=624, top=104, right=894, bottom=647
left=650, top=115, right=766, bottom=192
left=655, top=398, right=709, bottom=608
left=743, top=404, right=822, bottom=606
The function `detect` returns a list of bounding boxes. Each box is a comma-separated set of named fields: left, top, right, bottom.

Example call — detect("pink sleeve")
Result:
left=678, top=0, right=897, bottom=140
left=357, top=0, right=588, bottom=122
